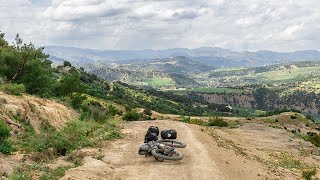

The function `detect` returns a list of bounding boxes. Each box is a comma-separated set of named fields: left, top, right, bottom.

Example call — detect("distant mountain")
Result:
left=81, top=56, right=206, bottom=88
left=45, top=46, right=320, bottom=68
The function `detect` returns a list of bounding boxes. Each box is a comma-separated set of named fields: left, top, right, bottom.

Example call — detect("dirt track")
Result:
left=61, top=120, right=271, bottom=180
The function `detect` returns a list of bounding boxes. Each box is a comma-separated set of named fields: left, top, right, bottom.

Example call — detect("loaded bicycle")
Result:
left=138, top=126, right=187, bottom=162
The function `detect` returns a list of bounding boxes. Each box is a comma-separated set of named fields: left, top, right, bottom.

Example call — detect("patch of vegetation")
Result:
left=0, top=83, right=26, bottom=96
left=252, top=110, right=267, bottom=116
left=304, top=132, right=320, bottom=147
left=14, top=118, right=121, bottom=162
left=181, top=116, right=232, bottom=128
left=270, top=152, right=309, bottom=170
left=207, top=117, right=229, bottom=127
left=122, top=111, right=141, bottom=121
left=9, top=163, right=71, bottom=180
left=188, top=87, right=244, bottom=94
left=180, top=116, right=206, bottom=126
left=0, top=121, right=14, bottom=154
left=301, top=168, right=317, bottom=180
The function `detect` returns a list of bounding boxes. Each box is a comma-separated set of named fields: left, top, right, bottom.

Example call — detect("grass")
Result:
left=269, top=152, right=309, bottom=170
left=0, top=83, right=26, bottom=96
left=13, top=117, right=122, bottom=162
left=0, top=121, right=14, bottom=154
left=181, top=116, right=233, bottom=128
left=133, top=78, right=174, bottom=87
left=252, top=110, right=267, bottom=117
left=9, top=163, right=72, bottom=180
left=301, top=168, right=317, bottom=180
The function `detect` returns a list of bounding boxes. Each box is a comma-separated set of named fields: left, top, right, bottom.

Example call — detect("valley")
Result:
left=1, top=32, right=320, bottom=179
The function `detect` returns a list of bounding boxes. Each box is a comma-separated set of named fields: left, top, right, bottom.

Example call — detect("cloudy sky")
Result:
left=1, top=0, right=320, bottom=51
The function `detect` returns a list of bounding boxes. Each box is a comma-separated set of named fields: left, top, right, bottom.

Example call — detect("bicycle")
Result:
left=138, top=139, right=187, bottom=162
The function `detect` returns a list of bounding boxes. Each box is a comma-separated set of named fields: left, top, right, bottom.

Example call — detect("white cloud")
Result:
left=1, top=0, right=320, bottom=51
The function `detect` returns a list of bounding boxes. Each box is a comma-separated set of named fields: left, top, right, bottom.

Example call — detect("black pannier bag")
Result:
left=148, top=126, right=159, bottom=136
left=161, top=129, right=177, bottom=139
left=144, top=131, right=158, bottom=143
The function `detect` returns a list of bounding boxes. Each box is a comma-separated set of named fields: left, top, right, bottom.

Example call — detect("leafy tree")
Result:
left=0, top=33, right=54, bottom=96
left=19, top=59, right=54, bottom=96
left=63, top=61, right=72, bottom=67
left=57, top=72, right=84, bottom=97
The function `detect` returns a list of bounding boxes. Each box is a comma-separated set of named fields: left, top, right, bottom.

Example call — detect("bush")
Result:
left=71, top=94, right=87, bottom=109
left=306, top=132, right=320, bottom=147
left=0, top=121, right=14, bottom=154
left=0, top=83, right=26, bottom=96
left=123, top=111, right=140, bottom=121
left=0, top=139, right=15, bottom=154
left=301, top=168, right=317, bottom=180
left=207, top=117, right=228, bottom=127
left=15, top=117, right=121, bottom=162
left=0, top=121, right=10, bottom=141
left=143, top=108, right=152, bottom=116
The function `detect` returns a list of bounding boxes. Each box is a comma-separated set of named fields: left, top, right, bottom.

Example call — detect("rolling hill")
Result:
left=45, top=46, right=320, bottom=68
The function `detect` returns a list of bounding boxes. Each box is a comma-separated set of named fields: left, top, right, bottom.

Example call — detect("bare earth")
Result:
left=61, top=120, right=282, bottom=180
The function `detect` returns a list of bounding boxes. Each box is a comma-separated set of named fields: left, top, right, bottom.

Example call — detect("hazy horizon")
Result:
left=43, top=45, right=320, bottom=53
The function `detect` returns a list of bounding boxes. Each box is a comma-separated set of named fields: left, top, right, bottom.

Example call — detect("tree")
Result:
left=63, top=61, right=72, bottom=67
left=11, top=34, right=49, bottom=83
left=58, top=72, right=85, bottom=97
left=0, top=33, right=54, bottom=96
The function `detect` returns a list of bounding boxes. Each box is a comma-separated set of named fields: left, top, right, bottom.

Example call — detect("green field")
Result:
left=133, top=78, right=175, bottom=87
left=253, top=67, right=320, bottom=83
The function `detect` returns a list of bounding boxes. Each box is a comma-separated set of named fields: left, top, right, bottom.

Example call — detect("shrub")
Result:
left=0, top=121, right=14, bottom=154
left=0, top=121, right=10, bottom=141
left=9, top=166, right=32, bottom=180
left=306, top=133, right=320, bottom=147
left=180, top=116, right=191, bottom=123
left=71, top=94, right=87, bottom=109
left=108, top=105, right=118, bottom=116
left=80, top=104, right=110, bottom=122
left=207, top=117, right=228, bottom=127
left=301, top=168, right=317, bottom=180
left=123, top=111, right=140, bottom=121
left=143, top=108, right=152, bottom=116
left=291, top=115, right=297, bottom=119
left=0, top=139, right=15, bottom=154
left=0, top=83, right=26, bottom=96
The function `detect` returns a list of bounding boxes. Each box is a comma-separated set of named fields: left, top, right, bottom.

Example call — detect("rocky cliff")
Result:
left=195, top=90, right=320, bottom=114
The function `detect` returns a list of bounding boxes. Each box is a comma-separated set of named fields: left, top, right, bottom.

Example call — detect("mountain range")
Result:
left=45, top=46, right=320, bottom=68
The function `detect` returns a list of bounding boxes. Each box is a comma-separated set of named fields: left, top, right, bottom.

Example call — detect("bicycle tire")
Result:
left=158, top=139, right=187, bottom=148
left=151, top=149, right=183, bottom=161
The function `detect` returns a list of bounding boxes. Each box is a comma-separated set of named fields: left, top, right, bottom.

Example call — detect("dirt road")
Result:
left=61, top=120, right=270, bottom=180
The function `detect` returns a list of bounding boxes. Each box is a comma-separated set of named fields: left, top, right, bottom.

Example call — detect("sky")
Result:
left=1, top=0, right=320, bottom=52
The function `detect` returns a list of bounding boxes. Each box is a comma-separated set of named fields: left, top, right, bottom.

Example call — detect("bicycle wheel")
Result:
left=158, top=139, right=187, bottom=148
left=151, top=149, right=183, bottom=161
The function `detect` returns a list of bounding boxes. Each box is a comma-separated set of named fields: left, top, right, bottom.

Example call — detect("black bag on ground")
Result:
left=144, top=131, right=158, bottom=143
left=148, top=126, right=159, bottom=136
left=161, top=129, right=177, bottom=139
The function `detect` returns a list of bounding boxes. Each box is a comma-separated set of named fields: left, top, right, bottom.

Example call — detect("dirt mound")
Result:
left=0, top=91, right=78, bottom=132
